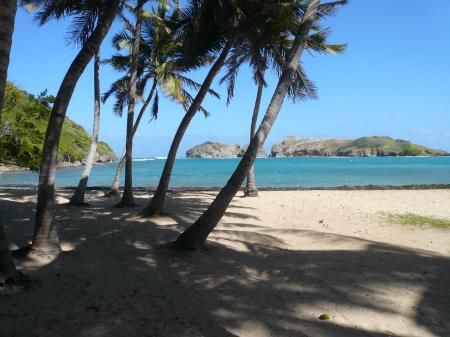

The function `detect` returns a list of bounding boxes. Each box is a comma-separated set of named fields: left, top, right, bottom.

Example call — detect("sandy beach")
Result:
left=1, top=188, right=449, bottom=337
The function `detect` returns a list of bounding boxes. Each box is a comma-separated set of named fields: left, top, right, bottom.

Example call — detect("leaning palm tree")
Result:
left=67, top=6, right=109, bottom=206
left=103, top=4, right=218, bottom=197
left=221, top=23, right=346, bottom=197
left=68, top=50, right=102, bottom=206
left=0, top=0, right=18, bottom=119
left=0, top=0, right=20, bottom=287
left=141, top=0, right=290, bottom=216
left=14, top=0, right=123, bottom=259
left=175, top=0, right=347, bottom=249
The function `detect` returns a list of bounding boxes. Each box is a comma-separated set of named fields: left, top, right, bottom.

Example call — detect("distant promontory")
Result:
left=186, top=142, right=266, bottom=158
left=271, top=136, right=449, bottom=157
left=186, top=137, right=449, bottom=158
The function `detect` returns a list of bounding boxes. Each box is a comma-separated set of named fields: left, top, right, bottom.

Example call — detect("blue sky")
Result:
left=8, top=0, right=450, bottom=157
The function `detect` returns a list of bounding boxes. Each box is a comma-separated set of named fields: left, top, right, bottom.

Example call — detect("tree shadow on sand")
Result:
left=0, top=188, right=449, bottom=337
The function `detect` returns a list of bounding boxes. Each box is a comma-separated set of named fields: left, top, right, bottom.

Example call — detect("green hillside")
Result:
left=0, top=82, right=115, bottom=171
left=338, top=136, right=449, bottom=156
left=271, top=136, right=449, bottom=157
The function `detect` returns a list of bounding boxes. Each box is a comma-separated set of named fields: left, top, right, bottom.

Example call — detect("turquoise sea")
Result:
left=1, top=157, right=450, bottom=188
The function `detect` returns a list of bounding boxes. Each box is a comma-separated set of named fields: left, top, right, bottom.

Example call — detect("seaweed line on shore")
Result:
left=1, top=184, right=450, bottom=192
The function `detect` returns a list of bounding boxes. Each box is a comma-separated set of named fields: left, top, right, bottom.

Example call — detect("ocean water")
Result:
left=1, top=157, right=450, bottom=188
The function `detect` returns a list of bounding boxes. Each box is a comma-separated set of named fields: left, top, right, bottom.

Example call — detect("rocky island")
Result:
left=186, top=137, right=449, bottom=158
left=271, top=136, right=449, bottom=157
left=186, top=142, right=267, bottom=158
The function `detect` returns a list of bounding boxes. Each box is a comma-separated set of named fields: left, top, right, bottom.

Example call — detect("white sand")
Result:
left=1, top=188, right=449, bottom=337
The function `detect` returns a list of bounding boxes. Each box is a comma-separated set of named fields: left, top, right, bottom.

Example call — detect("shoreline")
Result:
left=1, top=183, right=450, bottom=191
left=0, top=160, right=115, bottom=173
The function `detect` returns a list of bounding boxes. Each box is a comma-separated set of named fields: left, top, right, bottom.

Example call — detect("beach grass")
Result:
left=385, top=212, right=450, bottom=228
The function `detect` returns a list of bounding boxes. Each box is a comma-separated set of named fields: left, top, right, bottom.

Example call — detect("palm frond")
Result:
left=66, top=9, right=99, bottom=45
left=307, top=28, right=347, bottom=55
left=177, top=75, right=220, bottom=99
left=150, top=90, right=159, bottom=121
left=288, top=64, right=318, bottom=103
left=318, top=0, right=348, bottom=18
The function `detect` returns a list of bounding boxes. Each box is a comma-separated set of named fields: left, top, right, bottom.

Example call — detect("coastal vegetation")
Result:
left=0, top=83, right=115, bottom=171
left=386, top=212, right=450, bottom=229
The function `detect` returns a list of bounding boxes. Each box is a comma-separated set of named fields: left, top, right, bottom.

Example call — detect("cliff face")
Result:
left=271, top=137, right=350, bottom=157
left=186, top=142, right=241, bottom=158
left=186, top=142, right=268, bottom=158
left=271, top=136, right=449, bottom=157
left=238, top=144, right=267, bottom=158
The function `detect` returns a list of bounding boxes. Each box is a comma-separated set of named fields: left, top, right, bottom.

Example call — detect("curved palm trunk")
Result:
left=244, top=72, right=265, bottom=197
left=69, top=52, right=101, bottom=206
left=0, top=0, right=18, bottom=115
left=106, top=149, right=125, bottom=197
left=115, top=7, right=143, bottom=208
left=141, top=40, right=234, bottom=216
left=29, top=0, right=122, bottom=255
left=176, top=0, right=320, bottom=249
left=105, top=79, right=157, bottom=197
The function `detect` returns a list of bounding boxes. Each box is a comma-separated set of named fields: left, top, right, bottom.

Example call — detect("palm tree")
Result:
left=103, top=5, right=218, bottom=197
left=0, top=0, right=20, bottom=288
left=221, top=24, right=346, bottom=197
left=175, top=0, right=347, bottom=249
left=103, top=76, right=158, bottom=197
left=141, top=0, right=281, bottom=216
left=68, top=51, right=102, bottom=206
left=63, top=2, right=111, bottom=206
left=114, top=0, right=148, bottom=207
left=15, top=0, right=123, bottom=259
left=0, top=0, right=18, bottom=117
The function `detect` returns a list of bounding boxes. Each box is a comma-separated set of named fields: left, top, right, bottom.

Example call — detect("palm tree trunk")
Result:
left=0, top=212, right=21, bottom=285
left=0, top=0, right=18, bottom=115
left=141, top=40, right=234, bottom=216
left=106, top=149, right=125, bottom=197
left=29, top=0, right=122, bottom=256
left=0, top=1, right=20, bottom=287
left=175, top=0, right=320, bottom=249
left=105, top=79, right=157, bottom=197
left=69, top=51, right=101, bottom=206
left=244, top=72, right=265, bottom=197
left=115, top=7, right=143, bottom=208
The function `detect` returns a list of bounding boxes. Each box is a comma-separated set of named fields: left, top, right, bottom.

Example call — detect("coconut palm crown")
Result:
left=102, top=4, right=219, bottom=120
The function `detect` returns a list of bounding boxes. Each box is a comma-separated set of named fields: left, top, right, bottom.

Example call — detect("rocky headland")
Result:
left=186, top=137, right=449, bottom=158
left=186, top=142, right=267, bottom=158
left=271, top=136, right=449, bottom=157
